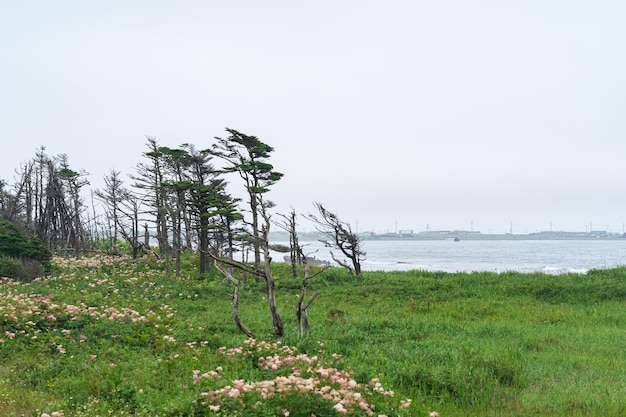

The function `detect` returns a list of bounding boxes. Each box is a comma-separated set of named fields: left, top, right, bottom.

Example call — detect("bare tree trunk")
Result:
left=183, top=205, right=193, bottom=253
left=296, top=247, right=326, bottom=338
left=144, top=223, right=150, bottom=248
left=172, top=207, right=181, bottom=277
left=260, top=205, right=283, bottom=338
left=250, top=196, right=262, bottom=279
left=297, top=258, right=321, bottom=337
left=213, top=260, right=255, bottom=339
left=198, top=215, right=209, bottom=274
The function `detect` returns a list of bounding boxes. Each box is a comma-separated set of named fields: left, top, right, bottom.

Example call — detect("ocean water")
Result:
left=271, top=239, right=626, bottom=274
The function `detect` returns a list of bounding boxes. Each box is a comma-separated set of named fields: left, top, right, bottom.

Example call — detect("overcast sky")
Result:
left=2, top=1, right=625, bottom=234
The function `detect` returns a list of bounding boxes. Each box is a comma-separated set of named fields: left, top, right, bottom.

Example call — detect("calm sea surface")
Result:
left=271, top=239, right=626, bottom=274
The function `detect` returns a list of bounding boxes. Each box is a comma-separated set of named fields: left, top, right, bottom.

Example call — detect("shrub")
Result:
left=192, top=338, right=413, bottom=416
left=0, top=256, right=45, bottom=282
left=0, top=219, right=52, bottom=272
left=0, top=256, right=22, bottom=279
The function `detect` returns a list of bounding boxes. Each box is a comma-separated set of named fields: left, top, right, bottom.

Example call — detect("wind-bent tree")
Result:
left=306, top=202, right=365, bottom=276
left=209, top=128, right=285, bottom=337
left=210, top=128, right=284, bottom=275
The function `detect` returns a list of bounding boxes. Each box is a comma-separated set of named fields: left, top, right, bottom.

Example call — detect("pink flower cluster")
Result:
left=51, top=254, right=129, bottom=271
left=102, top=306, right=150, bottom=323
left=0, top=281, right=169, bottom=347
left=195, top=338, right=411, bottom=416
left=193, top=366, right=223, bottom=384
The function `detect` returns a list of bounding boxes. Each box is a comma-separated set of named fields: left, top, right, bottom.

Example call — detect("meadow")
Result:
left=1, top=254, right=626, bottom=416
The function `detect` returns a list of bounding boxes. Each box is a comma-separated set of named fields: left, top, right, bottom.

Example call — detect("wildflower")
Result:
left=429, top=412, right=440, bottom=417
left=208, top=405, right=220, bottom=412
left=192, top=370, right=201, bottom=383
left=400, top=399, right=412, bottom=409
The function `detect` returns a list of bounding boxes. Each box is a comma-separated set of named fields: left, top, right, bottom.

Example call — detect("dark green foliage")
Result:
left=0, top=256, right=22, bottom=279
left=211, top=128, right=284, bottom=195
left=0, top=219, right=51, bottom=279
left=0, top=219, right=50, bottom=262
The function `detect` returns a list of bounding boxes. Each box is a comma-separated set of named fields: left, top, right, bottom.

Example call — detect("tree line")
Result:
left=0, top=128, right=365, bottom=337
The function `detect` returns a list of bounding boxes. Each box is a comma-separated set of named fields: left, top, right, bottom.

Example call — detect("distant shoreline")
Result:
left=270, top=231, right=626, bottom=242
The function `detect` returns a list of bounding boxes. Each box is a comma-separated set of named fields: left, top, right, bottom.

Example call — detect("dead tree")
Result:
left=210, top=193, right=284, bottom=338
left=132, top=138, right=171, bottom=258
left=213, top=259, right=255, bottom=339
left=94, top=170, right=125, bottom=254
left=306, top=202, right=365, bottom=276
left=296, top=246, right=327, bottom=337
left=258, top=195, right=284, bottom=337
left=210, top=247, right=283, bottom=338
left=274, top=209, right=301, bottom=277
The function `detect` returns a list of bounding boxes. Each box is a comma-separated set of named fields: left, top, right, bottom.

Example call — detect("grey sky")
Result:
left=2, top=1, right=625, bottom=234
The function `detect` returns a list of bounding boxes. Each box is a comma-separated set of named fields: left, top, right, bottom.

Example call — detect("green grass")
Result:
left=1, top=256, right=626, bottom=416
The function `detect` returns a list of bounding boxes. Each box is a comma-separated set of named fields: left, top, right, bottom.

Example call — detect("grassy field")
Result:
left=1, top=254, right=626, bottom=416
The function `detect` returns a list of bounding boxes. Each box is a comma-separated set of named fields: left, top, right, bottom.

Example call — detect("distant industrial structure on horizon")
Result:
left=272, top=228, right=625, bottom=241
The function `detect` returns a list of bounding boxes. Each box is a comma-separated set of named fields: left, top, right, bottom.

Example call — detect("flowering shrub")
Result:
left=193, top=338, right=413, bottom=416
left=0, top=256, right=175, bottom=350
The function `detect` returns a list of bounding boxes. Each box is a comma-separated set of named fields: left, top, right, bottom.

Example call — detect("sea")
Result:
left=270, top=238, right=626, bottom=274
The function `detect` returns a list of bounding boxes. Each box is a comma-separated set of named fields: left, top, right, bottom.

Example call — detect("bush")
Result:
left=192, top=338, right=413, bottom=416
left=0, top=219, right=52, bottom=272
left=0, top=256, right=22, bottom=279
left=0, top=256, right=46, bottom=282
